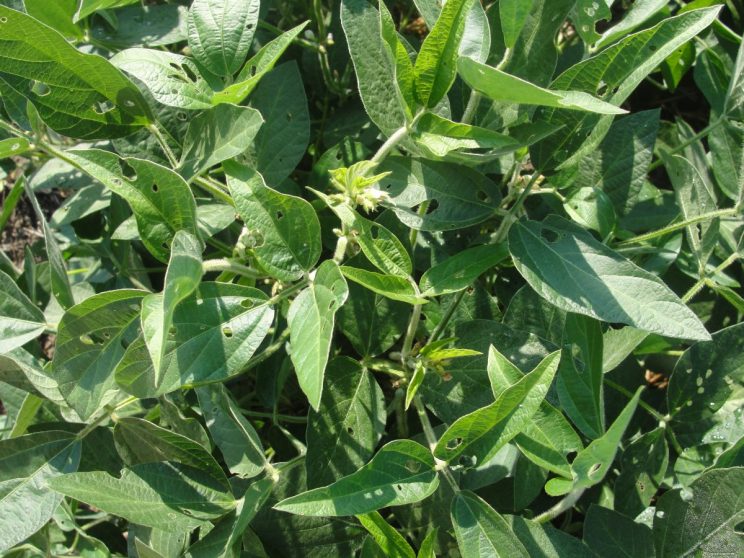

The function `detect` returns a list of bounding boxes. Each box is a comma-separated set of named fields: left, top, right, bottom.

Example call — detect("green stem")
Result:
left=76, top=396, right=138, bottom=439
left=148, top=123, right=179, bottom=168
left=364, top=359, right=407, bottom=379
left=494, top=173, right=542, bottom=243
left=605, top=379, right=665, bottom=422
left=240, top=409, right=307, bottom=424
left=267, top=279, right=309, bottom=305
left=534, top=489, right=585, bottom=524
left=371, top=126, right=409, bottom=164
left=193, top=176, right=234, bottom=206
left=647, top=117, right=724, bottom=172
left=400, top=302, right=423, bottom=365
left=202, top=258, right=262, bottom=279
left=617, top=208, right=737, bottom=246
left=682, top=251, right=741, bottom=303
left=429, top=289, right=467, bottom=343
left=414, top=396, right=460, bottom=492
left=461, top=92, right=482, bottom=125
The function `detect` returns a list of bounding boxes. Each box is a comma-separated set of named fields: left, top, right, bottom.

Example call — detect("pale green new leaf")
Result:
left=508, top=216, right=711, bottom=341
left=340, top=267, right=427, bottom=305
left=451, top=491, right=529, bottom=557
left=0, top=6, right=151, bottom=139
left=306, top=357, right=387, bottom=488
left=112, top=49, right=213, bottom=110
left=0, top=269, right=45, bottom=353
left=226, top=163, right=321, bottom=281
left=274, top=440, right=439, bottom=517
left=187, top=0, right=260, bottom=77
left=49, top=462, right=236, bottom=532
left=357, top=512, right=415, bottom=558
left=116, top=283, right=273, bottom=397
left=113, top=418, right=228, bottom=489
left=420, top=243, right=508, bottom=296
left=0, top=431, right=81, bottom=552
left=196, top=384, right=267, bottom=478
left=414, top=0, right=475, bottom=108
left=211, top=22, right=309, bottom=105
left=64, top=149, right=199, bottom=262
left=178, top=104, right=263, bottom=181
left=142, top=230, right=203, bottom=386
left=288, top=260, right=349, bottom=411
left=653, top=467, right=744, bottom=557
left=434, top=350, right=561, bottom=463
left=25, top=180, right=74, bottom=310
left=458, top=57, right=625, bottom=115
left=52, top=289, right=145, bottom=420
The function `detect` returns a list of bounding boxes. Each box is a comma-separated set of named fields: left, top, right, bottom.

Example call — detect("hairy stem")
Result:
left=534, top=489, right=585, bottom=524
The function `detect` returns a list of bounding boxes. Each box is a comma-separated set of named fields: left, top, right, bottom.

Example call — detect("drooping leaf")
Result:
left=420, top=243, right=508, bottom=296
left=178, top=104, right=264, bottom=182
left=0, top=269, right=46, bottom=353
left=508, top=216, right=711, bottom=341
left=53, top=289, right=145, bottom=420
left=499, top=0, right=534, bottom=48
left=458, top=57, right=626, bottom=115
left=274, top=440, right=439, bottom=517
left=451, top=491, right=529, bottom=557
left=653, top=467, right=744, bottom=557
left=226, top=163, right=321, bottom=281
left=141, top=230, right=203, bottom=386
left=306, top=357, right=387, bottom=488
left=433, top=350, right=561, bottom=463
left=0, top=5, right=151, bottom=139
left=196, top=383, right=267, bottom=479
left=0, top=431, right=81, bottom=552
left=506, top=516, right=595, bottom=557
left=340, top=267, right=427, bottom=305
left=614, top=427, right=669, bottom=517
left=583, top=505, right=654, bottom=558
left=357, top=512, right=415, bottom=558
left=288, top=260, right=349, bottom=410
left=116, top=283, right=274, bottom=397
left=89, top=4, right=188, bottom=48
left=186, top=0, right=260, bottom=77
left=49, top=462, right=236, bottom=532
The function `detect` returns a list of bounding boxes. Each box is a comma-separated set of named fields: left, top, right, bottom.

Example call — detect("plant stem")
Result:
left=148, top=123, right=179, bottom=168
left=202, top=258, right=262, bottom=279
left=617, top=208, right=737, bottom=246
left=682, top=252, right=740, bottom=302
left=647, top=117, right=723, bottom=172
left=429, top=289, right=467, bottom=343
left=193, top=176, right=234, bottom=205
left=364, top=359, right=407, bottom=379
left=400, top=302, right=422, bottom=365
left=267, top=279, right=309, bottom=305
left=605, top=379, right=665, bottom=422
left=494, top=172, right=542, bottom=243
left=534, top=489, right=585, bottom=524
left=414, top=395, right=460, bottom=492
left=461, top=92, right=482, bottom=125
left=371, top=126, right=409, bottom=164
left=240, top=409, right=307, bottom=424
left=76, top=396, right=138, bottom=439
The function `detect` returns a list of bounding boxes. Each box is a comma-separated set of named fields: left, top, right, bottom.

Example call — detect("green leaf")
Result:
left=75, top=0, right=139, bottom=22
left=583, top=505, right=654, bottom=558
left=379, top=156, right=503, bottom=231
left=306, top=357, right=387, bottom=488
left=64, top=149, right=199, bottom=262
left=556, top=314, right=605, bottom=439
left=340, top=0, right=410, bottom=135
left=413, top=0, right=475, bottom=108
left=420, top=243, right=508, bottom=296
left=340, top=267, right=427, bottom=305
left=211, top=22, right=309, bottom=105
left=178, top=104, right=263, bottom=182
left=186, top=0, right=259, bottom=77
left=357, top=512, right=415, bottom=558
left=274, top=440, right=439, bottom=517
left=142, top=230, right=203, bottom=386
left=52, top=289, right=144, bottom=420
left=113, top=417, right=228, bottom=489
left=417, top=528, right=438, bottom=558
left=595, top=0, right=668, bottom=49
left=570, top=0, right=612, bottom=45
left=506, top=516, right=595, bottom=557
left=226, top=163, right=321, bottom=281
left=451, top=491, right=529, bottom=557
left=532, top=7, right=721, bottom=170
left=548, top=387, right=640, bottom=495
left=112, top=49, right=214, bottom=110
left=0, top=137, right=28, bottom=159
left=49, top=462, right=236, bottom=532
left=500, top=0, right=534, bottom=48
left=0, top=269, right=46, bottom=353
left=24, top=0, right=80, bottom=39
left=0, top=431, right=81, bottom=552
left=89, top=4, right=188, bottom=49
left=379, top=0, right=415, bottom=111
left=667, top=322, right=744, bottom=448
left=458, top=57, right=626, bottom=115
left=0, top=6, right=150, bottom=139
left=562, top=186, right=616, bottom=239
left=433, top=350, right=561, bottom=463
left=614, top=427, right=669, bottom=517
left=288, top=260, right=349, bottom=410
left=25, top=180, right=74, bottom=310
left=116, top=282, right=274, bottom=397
left=508, top=216, right=711, bottom=341
left=196, top=383, right=267, bottom=478
left=653, top=467, right=744, bottom=557
left=244, top=62, right=311, bottom=186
